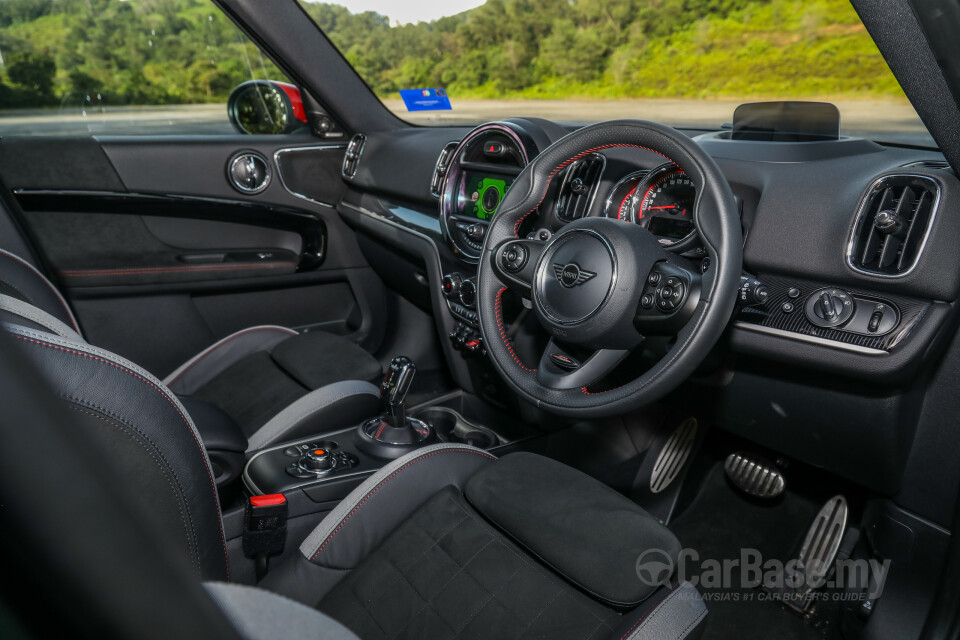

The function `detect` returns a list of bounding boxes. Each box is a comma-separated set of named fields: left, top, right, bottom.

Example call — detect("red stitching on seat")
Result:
left=310, top=447, right=496, bottom=562
left=513, top=143, right=676, bottom=238
left=165, top=326, right=297, bottom=387
left=618, top=585, right=678, bottom=640
left=494, top=287, right=535, bottom=372
left=0, top=249, right=80, bottom=333
left=13, top=334, right=231, bottom=580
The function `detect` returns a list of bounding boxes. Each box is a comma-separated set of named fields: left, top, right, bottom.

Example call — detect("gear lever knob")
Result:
left=380, top=356, right=416, bottom=426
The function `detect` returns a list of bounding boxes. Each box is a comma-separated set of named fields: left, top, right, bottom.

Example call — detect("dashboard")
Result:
left=335, top=115, right=960, bottom=496
left=330, top=111, right=960, bottom=536
left=338, top=117, right=960, bottom=388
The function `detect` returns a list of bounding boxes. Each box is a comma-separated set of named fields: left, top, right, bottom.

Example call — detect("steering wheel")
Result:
left=477, top=120, right=743, bottom=417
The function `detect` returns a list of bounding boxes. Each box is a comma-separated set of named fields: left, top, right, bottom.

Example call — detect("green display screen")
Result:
left=462, top=173, right=513, bottom=220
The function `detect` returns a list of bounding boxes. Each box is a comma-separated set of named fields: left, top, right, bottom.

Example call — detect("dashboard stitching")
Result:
left=495, top=286, right=535, bottom=372
left=512, top=143, right=676, bottom=237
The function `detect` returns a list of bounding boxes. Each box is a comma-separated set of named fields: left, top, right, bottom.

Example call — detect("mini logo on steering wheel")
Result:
left=553, top=263, right=596, bottom=288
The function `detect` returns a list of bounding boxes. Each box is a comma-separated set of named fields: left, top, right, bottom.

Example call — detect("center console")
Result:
left=242, top=356, right=526, bottom=503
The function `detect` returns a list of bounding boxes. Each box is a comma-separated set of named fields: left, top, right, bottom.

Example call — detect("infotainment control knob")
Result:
left=441, top=273, right=462, bottom=298
left=303, top=447, right=334, bottom=471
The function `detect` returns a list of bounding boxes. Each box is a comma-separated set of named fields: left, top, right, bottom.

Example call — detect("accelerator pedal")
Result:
left=761, top=495, right=849, bottom=614
left=724, top=452, right=786, bottom=499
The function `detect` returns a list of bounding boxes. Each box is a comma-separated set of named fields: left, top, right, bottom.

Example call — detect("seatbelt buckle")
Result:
left=243, top=494, right=288, bottom=580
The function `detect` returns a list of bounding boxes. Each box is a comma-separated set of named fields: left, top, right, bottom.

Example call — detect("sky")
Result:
left=306, top=0, right=486, bottom=24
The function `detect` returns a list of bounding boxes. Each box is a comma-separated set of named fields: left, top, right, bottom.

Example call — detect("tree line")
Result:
left=0, top=0, right=902, bottom=109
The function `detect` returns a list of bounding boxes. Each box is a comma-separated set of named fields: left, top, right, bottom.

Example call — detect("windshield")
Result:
left=300, top=0, right=934, bottom=147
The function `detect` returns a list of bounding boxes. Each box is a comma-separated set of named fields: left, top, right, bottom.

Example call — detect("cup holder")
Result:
left=414, top=407, right=499, bottom=449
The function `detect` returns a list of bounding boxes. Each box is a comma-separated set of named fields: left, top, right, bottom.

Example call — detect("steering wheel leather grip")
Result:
left=477, top=119, right=743, bottom=417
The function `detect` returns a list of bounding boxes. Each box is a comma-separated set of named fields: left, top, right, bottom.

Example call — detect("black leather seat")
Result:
left=0, top=248, right=383, bottom=453
left=0, top=300, right=708, bottom=640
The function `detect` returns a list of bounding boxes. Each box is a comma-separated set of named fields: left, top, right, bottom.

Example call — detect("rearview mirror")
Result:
left=227, top=80, right=307, bottom=135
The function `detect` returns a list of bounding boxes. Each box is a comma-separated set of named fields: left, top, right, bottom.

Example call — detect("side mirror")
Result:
left=227, top=80, right=307, bottom=135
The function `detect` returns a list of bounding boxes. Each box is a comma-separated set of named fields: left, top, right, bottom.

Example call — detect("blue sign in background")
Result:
left=399, top=88, right=452, bottom=112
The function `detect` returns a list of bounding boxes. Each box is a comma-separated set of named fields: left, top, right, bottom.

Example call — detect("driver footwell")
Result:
left=665, top=434, right=861, bottom=640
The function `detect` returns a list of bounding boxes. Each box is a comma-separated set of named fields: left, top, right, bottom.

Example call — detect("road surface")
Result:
left=0, top=99, right=934, bottom=146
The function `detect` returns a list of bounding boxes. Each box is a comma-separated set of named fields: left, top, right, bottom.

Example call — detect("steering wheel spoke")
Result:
left=536, top=338, right=629, bottom=390
left=634, top=260, right=703, bottom=336
left=489, top=238, right=546, bottom=297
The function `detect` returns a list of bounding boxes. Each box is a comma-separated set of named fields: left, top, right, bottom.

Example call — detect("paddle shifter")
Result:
left=357, top=356, right=434, bottom=459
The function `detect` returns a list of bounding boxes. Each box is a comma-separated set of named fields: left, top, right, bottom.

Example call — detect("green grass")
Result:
left=434, top=0, right=904, bottom=101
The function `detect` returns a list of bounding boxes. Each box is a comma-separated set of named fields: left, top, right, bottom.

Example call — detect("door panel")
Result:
left=1, top=134, right=388, bottom=377
left=22, top=211, right=302, bottom=287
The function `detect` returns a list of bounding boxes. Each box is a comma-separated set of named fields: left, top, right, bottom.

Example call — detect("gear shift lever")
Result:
left=381, top=356, right=416, bottom=428
left=358, top=356, right=435, bottom=459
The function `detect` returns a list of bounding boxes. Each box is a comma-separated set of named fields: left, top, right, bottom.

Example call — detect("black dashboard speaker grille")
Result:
left=342, top=133, right=366, bottom=179
left=902, top=159, right=952, bottom=171
left=848, top=175, right=939, bottom=277
left=555, top=153, right=605, bottom=221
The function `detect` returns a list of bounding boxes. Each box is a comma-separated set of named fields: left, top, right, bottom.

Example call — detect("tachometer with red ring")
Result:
left=604, top=163, right=698, bottom=248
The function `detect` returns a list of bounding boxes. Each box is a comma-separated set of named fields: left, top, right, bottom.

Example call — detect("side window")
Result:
left=0, top=0, right=302, bottom=136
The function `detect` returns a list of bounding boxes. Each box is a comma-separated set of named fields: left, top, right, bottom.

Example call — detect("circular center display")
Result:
left=535, top=230, right=615, bottom=325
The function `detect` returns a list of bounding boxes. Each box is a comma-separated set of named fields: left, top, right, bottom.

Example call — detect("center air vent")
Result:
left=431, top=141, right=460, bottom=198
left=556, top=153, right=605, bottom=221
left=341, top=133, right=366, bottom=179
left=847, top=175, right=939, bottom=277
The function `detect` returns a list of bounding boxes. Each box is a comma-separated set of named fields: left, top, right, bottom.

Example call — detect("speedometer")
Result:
left=604, top=163, right=698, bottom=248
left=639, top=166, right=696, bottom=245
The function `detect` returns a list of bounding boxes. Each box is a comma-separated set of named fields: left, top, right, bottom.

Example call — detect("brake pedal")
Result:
left=650, top=417, right=698, bottom=494
left=724, top=452, right=786, bottom=499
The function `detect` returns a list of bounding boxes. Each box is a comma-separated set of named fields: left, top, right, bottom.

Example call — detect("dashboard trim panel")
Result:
left=732, top=322, right=887, bottom=355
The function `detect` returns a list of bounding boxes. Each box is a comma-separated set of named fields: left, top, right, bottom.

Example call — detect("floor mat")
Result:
left=669, top=460, right=838, bottom=640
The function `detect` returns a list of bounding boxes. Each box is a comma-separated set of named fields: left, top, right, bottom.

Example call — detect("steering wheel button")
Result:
left=665, top=277, right=680, bottom=288
left=641, top=293, right=654, bottom=309
left=658, top=286, right=673, bottom=300
left=648, top=272, right=661, bottom=286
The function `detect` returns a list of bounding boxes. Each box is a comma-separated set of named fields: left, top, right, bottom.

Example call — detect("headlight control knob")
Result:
left=804, top=288, right=855, bottom=327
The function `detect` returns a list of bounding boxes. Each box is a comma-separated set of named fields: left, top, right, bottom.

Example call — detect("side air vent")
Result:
left=556, top=153, right=605, bottom=221
left=341, top=133, right=366, bottom=179
left=847, top=175, right=939, bottom=277
left=902, top=159, right=952, bottom=171
left=431, top=141, right=460, bottom=198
